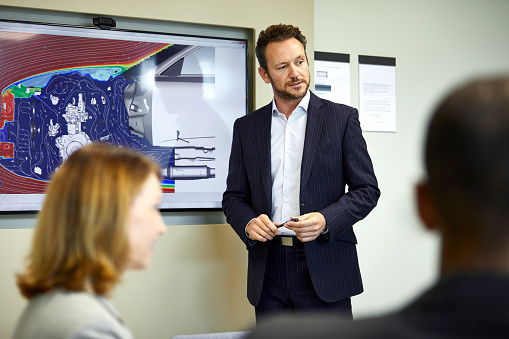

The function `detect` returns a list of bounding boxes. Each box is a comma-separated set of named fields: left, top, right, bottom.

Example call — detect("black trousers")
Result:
left=255, top=237, right=353, bottom=323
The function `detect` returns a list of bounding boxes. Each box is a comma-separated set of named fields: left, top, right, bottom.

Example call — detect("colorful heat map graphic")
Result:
left=0, top=30, right=181, bottom=194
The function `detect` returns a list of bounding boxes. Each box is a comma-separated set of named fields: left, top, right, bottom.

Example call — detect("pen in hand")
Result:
left=277, top=218, right=299, bottom=228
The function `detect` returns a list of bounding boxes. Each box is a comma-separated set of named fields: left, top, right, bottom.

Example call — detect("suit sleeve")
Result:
left=320, top=107, right=380, bottom=241
left=222, top=118, right=258, bottom=248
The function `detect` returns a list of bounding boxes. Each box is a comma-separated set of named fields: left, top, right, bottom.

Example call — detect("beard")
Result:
left=268, top=73, right=310, bottom=101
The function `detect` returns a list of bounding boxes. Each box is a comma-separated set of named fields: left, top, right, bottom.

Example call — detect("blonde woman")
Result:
left=13, top=143, right=166, bottom=339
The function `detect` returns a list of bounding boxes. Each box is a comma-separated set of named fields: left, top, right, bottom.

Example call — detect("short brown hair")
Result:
left=16, top=143, right=161, bottom=298
left=255, top=24, right=307, bottom=72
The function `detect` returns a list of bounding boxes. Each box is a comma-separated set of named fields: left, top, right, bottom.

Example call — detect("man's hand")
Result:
left=246, top=214, right=279, bottom=241
left=284, top=212, right=327, bottom=242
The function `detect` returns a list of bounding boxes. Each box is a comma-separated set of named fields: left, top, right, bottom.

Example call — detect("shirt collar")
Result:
left=271, top=90, right=311, bottom=116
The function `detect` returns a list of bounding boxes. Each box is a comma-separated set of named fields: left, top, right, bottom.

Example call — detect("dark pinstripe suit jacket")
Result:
left=222, top=91, right=380, bottom=306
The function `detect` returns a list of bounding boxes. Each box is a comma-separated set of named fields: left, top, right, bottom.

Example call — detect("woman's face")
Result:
left=126, top=173, right=166, bottom=270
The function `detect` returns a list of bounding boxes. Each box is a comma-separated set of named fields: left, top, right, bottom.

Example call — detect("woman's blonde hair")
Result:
left=17, top=143, right=161, bottom=298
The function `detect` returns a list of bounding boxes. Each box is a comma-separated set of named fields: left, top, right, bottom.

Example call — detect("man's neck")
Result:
left=440, top=231, right=509, bottom=277
left=274, top=96, right=303, bottom=119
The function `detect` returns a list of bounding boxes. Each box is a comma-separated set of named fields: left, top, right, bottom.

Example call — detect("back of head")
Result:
left=425, top=76, right=509, bottom=243
left=17, top=143, right=161, bottom=298
left=255, top=24, right=307, bottom=72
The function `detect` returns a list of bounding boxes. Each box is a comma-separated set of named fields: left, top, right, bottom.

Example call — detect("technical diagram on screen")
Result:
left=0, top=20, right=248, bottom=211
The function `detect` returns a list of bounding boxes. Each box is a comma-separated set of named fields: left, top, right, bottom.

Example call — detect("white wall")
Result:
left=0, top=1, right=314, bottom=338
left=315, top=0, right=509, bottom=318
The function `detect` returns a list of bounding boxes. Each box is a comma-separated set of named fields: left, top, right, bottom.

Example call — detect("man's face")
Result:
left=259, top=38, right=310, bottom=102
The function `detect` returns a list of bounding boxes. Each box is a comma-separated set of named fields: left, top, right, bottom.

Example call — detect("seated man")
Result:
left=247, top=76, right=509, bottom=338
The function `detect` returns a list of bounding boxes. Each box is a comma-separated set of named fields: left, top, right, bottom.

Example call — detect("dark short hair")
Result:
left=425, top=76, right=509, bottom=239
left=255, top=24, right=307, bottom=72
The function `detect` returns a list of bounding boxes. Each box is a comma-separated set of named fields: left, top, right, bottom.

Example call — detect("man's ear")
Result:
left=416, top=181, right=439, bottom=231
left=258, top=67, right=271, bottom=84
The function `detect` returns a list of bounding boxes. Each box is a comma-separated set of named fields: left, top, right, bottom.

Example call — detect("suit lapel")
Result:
left=301, top=93, right=324, bottom=190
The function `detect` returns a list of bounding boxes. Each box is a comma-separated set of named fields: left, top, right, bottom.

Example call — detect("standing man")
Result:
left=222, top=24, right=380, bottom=320
left=247, top=77, right=509, bottom=338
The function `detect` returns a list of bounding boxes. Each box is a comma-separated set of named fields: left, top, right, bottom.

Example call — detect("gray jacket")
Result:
left=13, top=289, right=134, bottom=339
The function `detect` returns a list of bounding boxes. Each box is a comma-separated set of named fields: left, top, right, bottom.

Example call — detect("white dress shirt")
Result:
left=271, top=91, right=310, bottom=235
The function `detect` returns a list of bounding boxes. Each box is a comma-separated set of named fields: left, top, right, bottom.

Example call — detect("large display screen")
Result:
left=0, top=20, right=248, bottom=212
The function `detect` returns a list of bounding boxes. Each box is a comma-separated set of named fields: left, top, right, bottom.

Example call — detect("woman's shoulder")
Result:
left=13, top=289, right=134, bottom=339
left=31, top=289, right=108, bottom=315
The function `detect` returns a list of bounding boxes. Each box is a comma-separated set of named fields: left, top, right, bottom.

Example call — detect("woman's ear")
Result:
left=416, top=180, right=440, bottom=231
